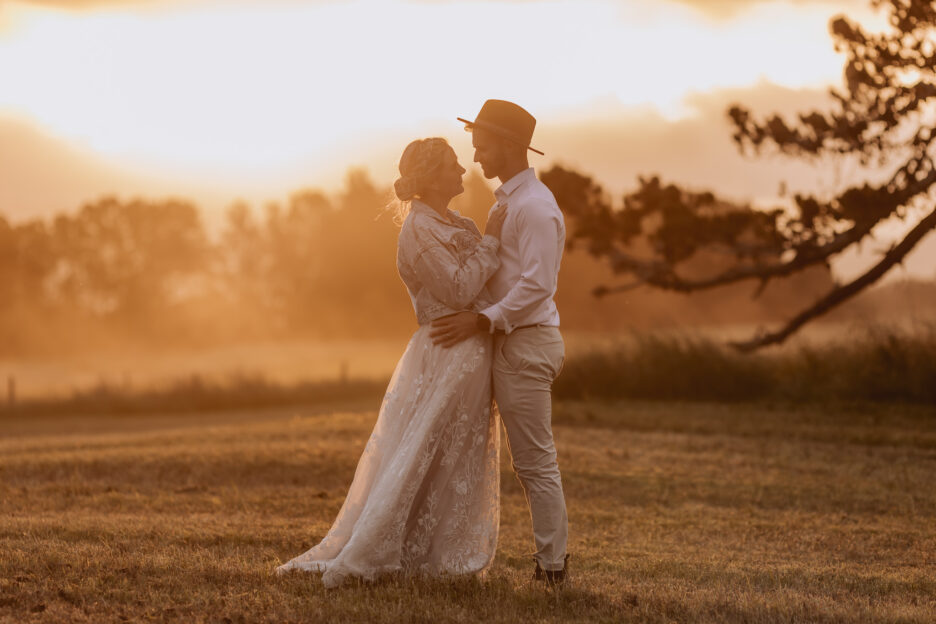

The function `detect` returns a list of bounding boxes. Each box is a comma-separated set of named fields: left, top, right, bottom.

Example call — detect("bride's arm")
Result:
left=411, top=233, right=500, bottom=310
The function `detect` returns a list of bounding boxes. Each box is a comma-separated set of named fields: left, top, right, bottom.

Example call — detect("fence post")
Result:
left=339, top=361, right=348, bottom=385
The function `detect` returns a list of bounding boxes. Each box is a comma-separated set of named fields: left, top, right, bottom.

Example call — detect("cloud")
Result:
left=5, top=0, right=336, bottom=7
left=536, top=82, right=838, bottom=200
left=7, top=0, right=871, bottom=15
left=0, top=116, right=141, bottom=218
left=0, top=114, right=236, bottom=226
left=667, top=0, right=868, bottom=19
left=6, top=0, right=154, bottom=9
left=3, top=80, right=933, bottom=279
left=0, top=81, right=863, bottom=216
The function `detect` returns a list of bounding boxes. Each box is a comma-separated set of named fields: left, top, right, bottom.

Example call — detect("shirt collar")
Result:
left=494, top=167, right=536, bottom=205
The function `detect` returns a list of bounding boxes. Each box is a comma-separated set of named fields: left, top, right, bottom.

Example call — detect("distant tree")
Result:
left=544, top=0, right=936, bottom=350
left=51, top=197, right=208, bottom=319
left=264, top=190, right=332, bottom=330
left=325, top=169, right=410, bottom=335
left=217, top=171, right=411, bottom=337
left=216, top=200, right=278, bottom=331
left=450, top=171, right=497, bottom=225
left=0, top=216, right=55, bottom=310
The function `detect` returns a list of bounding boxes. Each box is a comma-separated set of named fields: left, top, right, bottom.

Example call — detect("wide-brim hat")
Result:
left=458, top=99, right=544, bottom=156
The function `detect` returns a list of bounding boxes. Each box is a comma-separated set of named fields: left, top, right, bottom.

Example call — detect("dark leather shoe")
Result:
left=533, top=554, right=570, bottom=586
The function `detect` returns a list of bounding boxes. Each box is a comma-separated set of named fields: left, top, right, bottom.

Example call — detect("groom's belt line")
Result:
left=493, top=324, right=555, bottom=335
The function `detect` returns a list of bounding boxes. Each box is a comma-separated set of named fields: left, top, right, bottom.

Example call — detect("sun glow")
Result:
left=0, top=0, right=870, bottom=186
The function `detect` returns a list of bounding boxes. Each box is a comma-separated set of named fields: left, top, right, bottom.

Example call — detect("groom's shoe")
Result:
left=533, top=554, right=569, bottom=586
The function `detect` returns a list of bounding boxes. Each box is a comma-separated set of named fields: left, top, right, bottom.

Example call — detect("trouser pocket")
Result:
left=498, top=330, right=564, bottom=382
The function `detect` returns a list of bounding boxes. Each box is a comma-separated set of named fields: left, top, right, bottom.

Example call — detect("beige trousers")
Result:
left=493, top=325, right=567, bottom=571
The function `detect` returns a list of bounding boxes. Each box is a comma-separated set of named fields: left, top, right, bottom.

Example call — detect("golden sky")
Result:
left=1, top=0, right=932, bottom=279
left=0, top=0, right=875, bottom=180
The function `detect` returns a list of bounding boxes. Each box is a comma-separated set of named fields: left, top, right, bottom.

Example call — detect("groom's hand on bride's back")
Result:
left=430, top=312, right=480, bottom=347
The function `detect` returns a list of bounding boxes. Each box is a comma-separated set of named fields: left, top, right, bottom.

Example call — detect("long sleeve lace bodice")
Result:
left=397, top=200, right=500, bottom=325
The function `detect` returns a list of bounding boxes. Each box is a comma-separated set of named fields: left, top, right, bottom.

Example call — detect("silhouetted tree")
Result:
left=544, top=0, right=936, bottom=350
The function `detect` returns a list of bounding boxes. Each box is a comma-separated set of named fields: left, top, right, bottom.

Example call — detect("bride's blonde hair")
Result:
left=391, top=137, right=450, bottom=223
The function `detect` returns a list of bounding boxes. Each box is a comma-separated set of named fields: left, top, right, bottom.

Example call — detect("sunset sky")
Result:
left=1, top=0, right=932, bottom=279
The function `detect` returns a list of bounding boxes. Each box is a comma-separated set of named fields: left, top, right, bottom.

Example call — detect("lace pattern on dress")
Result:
left=275, top=200, right=501, bottom=586
left=275, top=323, right=499, bottom=587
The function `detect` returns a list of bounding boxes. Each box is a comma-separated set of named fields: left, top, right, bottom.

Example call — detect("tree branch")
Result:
left=605, top=222, right=869, bottom=292
left=605, top=164, right=936, bottom=293
left=730, top=205, right=936, bottom=351
left=593, top=281, right=644, bottom=297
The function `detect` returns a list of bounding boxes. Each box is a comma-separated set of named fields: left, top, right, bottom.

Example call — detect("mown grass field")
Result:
left=1, top=399, right=935, bottom=623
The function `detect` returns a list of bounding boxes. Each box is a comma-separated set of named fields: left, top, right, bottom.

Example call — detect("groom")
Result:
left=430, top=99, right=569, bottom=585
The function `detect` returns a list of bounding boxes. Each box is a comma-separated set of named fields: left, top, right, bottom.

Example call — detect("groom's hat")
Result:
left=458, top=100, right=544, bottom=156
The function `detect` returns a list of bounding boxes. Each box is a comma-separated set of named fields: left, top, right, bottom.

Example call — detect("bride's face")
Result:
left=428, top=147, right=466, bottom=199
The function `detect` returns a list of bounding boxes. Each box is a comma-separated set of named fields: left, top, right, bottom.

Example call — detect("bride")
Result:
left=276, top=137, right=508, bottom=587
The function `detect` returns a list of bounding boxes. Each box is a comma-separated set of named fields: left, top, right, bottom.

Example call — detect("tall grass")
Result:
left=555, top=324, right=936, bottom=404
left=1, top=373, right=386, bottom=416
left=3, top=324, right=934, bottom=416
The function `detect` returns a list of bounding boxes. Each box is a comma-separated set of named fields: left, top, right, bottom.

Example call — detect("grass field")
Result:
left=1, top=399, right=935, bottom=623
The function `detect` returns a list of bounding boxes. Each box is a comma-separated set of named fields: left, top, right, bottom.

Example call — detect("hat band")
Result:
left=458, top=117, right=545, bottom=156
left=471, top=119, right=528, bottom=145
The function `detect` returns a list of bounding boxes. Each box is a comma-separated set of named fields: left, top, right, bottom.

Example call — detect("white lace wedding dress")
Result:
left=276, top=201, right=502, bottom=587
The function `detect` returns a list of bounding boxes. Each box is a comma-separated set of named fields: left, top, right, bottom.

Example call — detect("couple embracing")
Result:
left=276, top=100, right=569, bottom=588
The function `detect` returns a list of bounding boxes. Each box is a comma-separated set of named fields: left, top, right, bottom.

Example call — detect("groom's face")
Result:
left=471, top=128, right=506, bottom=180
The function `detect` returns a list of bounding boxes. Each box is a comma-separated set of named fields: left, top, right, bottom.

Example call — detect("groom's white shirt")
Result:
left=480, top=167, right=564, bottom=333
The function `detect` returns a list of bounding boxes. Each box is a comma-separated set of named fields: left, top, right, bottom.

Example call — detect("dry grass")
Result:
left=1, top=400, right=935, bottom=623
left=556, top=324, right=936, bottom=404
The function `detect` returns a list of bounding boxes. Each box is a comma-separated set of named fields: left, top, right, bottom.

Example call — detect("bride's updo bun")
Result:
left=393, top=138, right=450, bottom=202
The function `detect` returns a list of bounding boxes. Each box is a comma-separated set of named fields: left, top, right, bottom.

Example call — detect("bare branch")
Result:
left=605, top=221, right=870, bottom=291
left=752, top=277, right=771, bottom=298
left=730, top=206, right=936, bottom=351
left=593, top=281, right=644, bottom=297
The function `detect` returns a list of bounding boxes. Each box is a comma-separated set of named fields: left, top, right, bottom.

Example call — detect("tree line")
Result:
left=1, top=165, right=837, bottom=356
left=4, top=0, right=933, bottom=355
